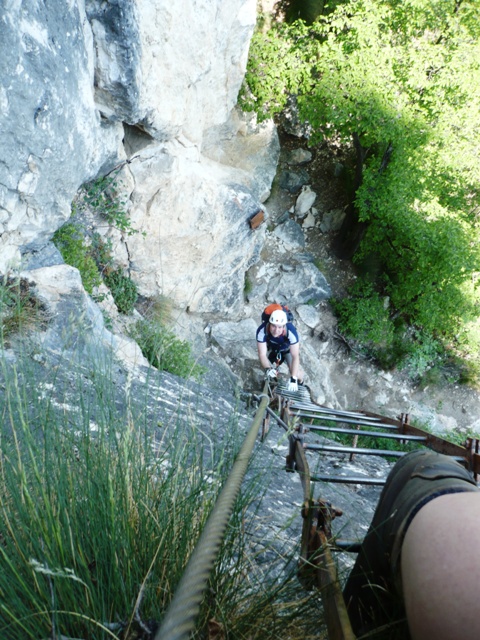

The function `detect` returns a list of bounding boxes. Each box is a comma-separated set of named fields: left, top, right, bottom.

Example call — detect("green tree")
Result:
left=242, top=0, right=480, bottom=356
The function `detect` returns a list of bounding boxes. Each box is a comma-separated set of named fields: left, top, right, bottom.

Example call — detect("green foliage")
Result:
left=54, top=222, right=139, bottom=315
left=141, top=294, right=174, bottom=326
left=53, top=223, right=102, bottom=294
left=284, top=0, right=318, bottom=24
left=448, top=355, right=480, bottom=388
left=329, top=428, right=422, bottom=460
left=130, top=319, right=205, bottom=380
left=0, top=279, right=29, bottom=340
left=0, top=278, right=45, bottom=341
left=313, top=419, right=423, bottom=465
left=244, top=273, right=253, bottom=298
left=81, top=173, right=138, bottom=236
left=332, top=280, right=452, bottom=379
left=242, top=0, right=480, bottom=364
left=238, top=22, right=315, bottom=120
left=445, top=426, right=480, bottom=447
left=103, top=268, right=138, bottom=314
left=90, top=231, right=115, bottom=272
left=332, top=281, right=394, bottom=347
left=399, top=330, right=443, bottom=380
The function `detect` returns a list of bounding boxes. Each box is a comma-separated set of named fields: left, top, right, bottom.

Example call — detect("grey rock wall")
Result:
left=1, top=0, right=278, bottom=315
left=0, top=0, right=124, bottom=267
left=86, top=0, right=257, bottom=144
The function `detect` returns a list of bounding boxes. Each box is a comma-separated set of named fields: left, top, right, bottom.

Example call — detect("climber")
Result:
left=343, top=449, right=480, bottom=640
left=256, top=307, right=304, bottom=391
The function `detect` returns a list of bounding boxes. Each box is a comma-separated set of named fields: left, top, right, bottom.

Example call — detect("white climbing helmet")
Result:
left=269, top=309, right=288, bottom=326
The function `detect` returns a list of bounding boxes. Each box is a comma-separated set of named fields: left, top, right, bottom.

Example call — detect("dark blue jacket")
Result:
left=256, top=322, right=299, bottom=352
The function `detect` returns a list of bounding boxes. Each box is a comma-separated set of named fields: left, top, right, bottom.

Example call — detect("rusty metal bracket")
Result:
left=249, top=210, right=264, bottom=229
left=316, top=529, right=357, bottom=640
left=298, top=499, right=355, bottom=640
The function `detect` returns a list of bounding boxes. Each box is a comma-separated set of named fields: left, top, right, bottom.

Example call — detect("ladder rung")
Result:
left=311, top=474, right=386, bottom=485
left=307, top=425, right=426, bottom=441
left=332, top=539, right=363, bottom=553
left=293, top=412, right=399, bottom=430
left=305, top=443, right=406, bottom=457
left=290, top=403, right=380, bottom=420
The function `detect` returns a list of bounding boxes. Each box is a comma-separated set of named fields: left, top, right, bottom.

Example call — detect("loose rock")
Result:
left=295, top=185, right=317, bottom=216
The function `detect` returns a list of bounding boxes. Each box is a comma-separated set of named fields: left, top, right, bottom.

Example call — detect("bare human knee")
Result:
left=401, top=492, right=480, bottom=640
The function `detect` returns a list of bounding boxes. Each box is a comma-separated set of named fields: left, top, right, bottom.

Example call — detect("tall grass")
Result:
left=1, top=274, right=417, bottom=639
left=0, top=334, right=323, bottom=639
left=0, top=363, right=209, bottom=638
left=0, top=277, right=47, bottom=342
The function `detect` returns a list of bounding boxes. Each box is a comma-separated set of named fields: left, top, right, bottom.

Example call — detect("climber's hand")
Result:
left=266, top=368, right=278, bottom=380
left=287, top=377, right=298, bottom=392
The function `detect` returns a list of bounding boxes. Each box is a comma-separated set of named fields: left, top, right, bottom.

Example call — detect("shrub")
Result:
left=103, top=268, right=138, bottom=314
left=140, top=294, right=174, bottom=326
left=130, top=319, right=205, bottom=380
left=332, top=280, right=394, bottom=349
left=81, top=174, right=138, bottom=236
left=53, top=223, right=102, bottom=294
left=332, top=280, right=451, bottom=378
left=54, top=223, right=138, bottom=315
left=399, top=330, right=443, bottom=381
left=452, top=357, right=480, bottom=388
left=90, top=231, right=114, bottom=272
left=244, top=273, right=253, bottom=298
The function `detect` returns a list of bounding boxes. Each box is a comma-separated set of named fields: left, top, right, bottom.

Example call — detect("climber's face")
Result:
left=269, top=323, right=285, bottom=337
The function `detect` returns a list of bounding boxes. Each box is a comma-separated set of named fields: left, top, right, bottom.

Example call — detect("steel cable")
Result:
left=155, top=381, right=270, bottom=640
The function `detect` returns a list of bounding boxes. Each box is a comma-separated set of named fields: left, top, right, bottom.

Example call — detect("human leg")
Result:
left=282, top=351, right=304, bottom=382
left=343, top=450, right=479, bottom=637
left=401, top=492, right=480, bottom=640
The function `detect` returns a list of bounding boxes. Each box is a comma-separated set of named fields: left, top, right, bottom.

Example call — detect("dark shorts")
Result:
left=343, top=449, right=479, bottom=637
left=268, top=349, right=292, bottom=367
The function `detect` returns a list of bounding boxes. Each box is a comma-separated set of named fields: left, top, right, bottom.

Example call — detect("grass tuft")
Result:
left=0, top=276, right=48, bottom=342
left=0, top=335, right=324, bottom=639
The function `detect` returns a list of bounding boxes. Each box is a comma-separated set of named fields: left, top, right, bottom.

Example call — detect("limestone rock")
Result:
left=285, top=148, right=312, bottom=165
left=296, top=304, right=321, bottom=329
left=279, top=95, right=311, bottom=138
left=0, top=1, right=124, bottom=270
left=278, top=169, right=310, bottom=194
left=109, top=141, right=265, bottom=314
left=210, top=318, right=258, bottom=359
left=273, top=219, right=305, bottom=249
left=21, top=243, right=65, bottom=271
left=202, top=109, right=280, bottom=203
left=267, top=262, right=331, bottom=306
left=0, top=0, right=268, bottom=318
left=295, top=186, right=317, bottom=216
left=320, top=208, right=347, bottom=233
left=21, top=264, right=148, bottom=372
left=86, top=0, right=256, bottom=145
left=302, top=211, right=316, bottom=229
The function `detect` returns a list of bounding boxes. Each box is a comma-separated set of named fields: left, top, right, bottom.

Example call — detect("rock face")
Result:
left=0, top=0, right=281, bottom=315
left=87, top=0, right=256, bottom=145
left=0, top=1, right=123, bottom=267
left=20, top=264, right=148, bottom=371
left=0, top=274, right=383, bottom=594
left=5, top=1, right=477, bottom=441
left=105, top=124, right=277, bottom=312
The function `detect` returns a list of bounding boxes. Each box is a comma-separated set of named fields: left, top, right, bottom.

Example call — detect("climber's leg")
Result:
left=401, top=491, right=480, bottom=640
left=343, top=449, right=479, bottom=637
